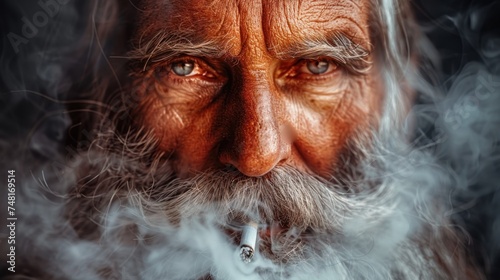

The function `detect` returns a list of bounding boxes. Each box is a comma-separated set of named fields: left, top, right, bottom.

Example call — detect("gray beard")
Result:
left=12, top=128, right=475, bottom=280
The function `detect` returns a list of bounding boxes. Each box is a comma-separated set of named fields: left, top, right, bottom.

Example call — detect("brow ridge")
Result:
left=128, top=31, right=229, bottom=71
left=270, top=32, right=372, bottom=74
left=128, top=31, right=371, bottom=74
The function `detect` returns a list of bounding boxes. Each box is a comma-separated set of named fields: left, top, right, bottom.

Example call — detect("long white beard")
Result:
left=10, top=127, right=474, bottom=280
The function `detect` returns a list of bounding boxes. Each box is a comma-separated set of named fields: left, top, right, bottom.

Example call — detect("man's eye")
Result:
left=171, top=60, right=195, bottom=76
left=299, top=60, right=337, bottom=75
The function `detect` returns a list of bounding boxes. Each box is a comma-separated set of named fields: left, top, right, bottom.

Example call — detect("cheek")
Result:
left=136, top=88, right=225, bottom=174
left=133, top=71, right=223, bottom=152
left=288, top=77, right=377, bottom=176
left=134, top=80, right=192, bottom=152
left=289, top=106, right=356, bottom=176
left=141, top=100, right=185, bottom=150
left=352, top=75, right=384, bottom=125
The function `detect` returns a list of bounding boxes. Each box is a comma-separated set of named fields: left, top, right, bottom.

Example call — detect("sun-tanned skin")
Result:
left=132, top=0, right=384, bottom=179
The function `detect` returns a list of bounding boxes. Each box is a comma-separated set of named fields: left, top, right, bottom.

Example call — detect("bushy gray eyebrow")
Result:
left=127, top=31, right=228, bottom=71
left=127, top=31, right=371, bottom=74
left=270, top=32, right=372, bottom=74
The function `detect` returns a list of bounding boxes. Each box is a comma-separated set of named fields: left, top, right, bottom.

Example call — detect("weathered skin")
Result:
left=133, top=0, right=383, bottom=178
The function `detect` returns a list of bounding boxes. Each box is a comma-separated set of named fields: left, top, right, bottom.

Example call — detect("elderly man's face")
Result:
left=7, top=0, right=483, bottom=278
left=133, top=0, right=382, bottom=179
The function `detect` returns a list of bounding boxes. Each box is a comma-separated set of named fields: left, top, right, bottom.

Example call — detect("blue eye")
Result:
left=306, top=60, right=330, bottom=74
left=171, top=61, right=195, bottom=76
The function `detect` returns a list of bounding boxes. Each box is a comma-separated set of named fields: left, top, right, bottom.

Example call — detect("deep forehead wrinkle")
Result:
left=263, top=0, right=371, bottom=53
left=137, top=0, right=243, bottom=56
left=135, top=0, right=372, bottom=61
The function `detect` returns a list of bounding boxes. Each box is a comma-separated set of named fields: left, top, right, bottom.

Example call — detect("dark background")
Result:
left=413, top=1, right=500, bottom=278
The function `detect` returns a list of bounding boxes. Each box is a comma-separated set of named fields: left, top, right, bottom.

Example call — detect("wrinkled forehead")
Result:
left=136, top=0, right=372, bottom=56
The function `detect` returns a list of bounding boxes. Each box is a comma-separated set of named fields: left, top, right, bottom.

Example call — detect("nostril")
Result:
left=223, top=164, right=239, bottom=173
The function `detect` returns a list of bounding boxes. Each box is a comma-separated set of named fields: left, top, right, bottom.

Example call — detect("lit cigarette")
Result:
left=239, top=221, right=258, bottom=263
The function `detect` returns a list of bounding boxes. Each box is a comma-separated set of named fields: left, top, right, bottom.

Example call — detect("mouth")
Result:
left=224, top=221, right=285, bottom=240
left=223, top=219, right=313, bottom=264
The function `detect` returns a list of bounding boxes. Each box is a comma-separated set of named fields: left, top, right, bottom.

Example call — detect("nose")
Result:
left=219, top=74, right=290, bottom=177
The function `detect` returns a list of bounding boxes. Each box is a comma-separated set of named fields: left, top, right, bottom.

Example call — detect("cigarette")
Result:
left=239, top=221, right=258, bottom=263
